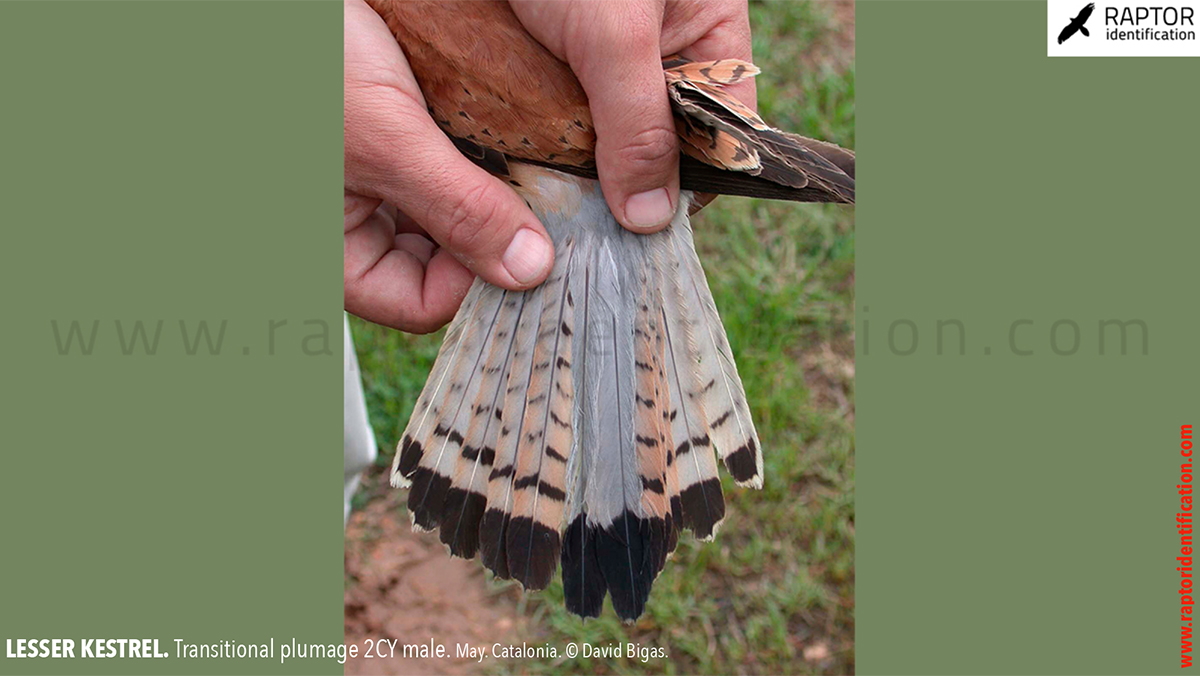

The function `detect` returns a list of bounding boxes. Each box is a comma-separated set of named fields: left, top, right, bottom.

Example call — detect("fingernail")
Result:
left=502, top=228, right=551, bottom=285
left=624, top=188, right=674, bottom=230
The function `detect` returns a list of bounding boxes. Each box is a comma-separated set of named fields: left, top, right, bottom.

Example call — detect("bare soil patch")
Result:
left=344, top=485, right=523, bottom=675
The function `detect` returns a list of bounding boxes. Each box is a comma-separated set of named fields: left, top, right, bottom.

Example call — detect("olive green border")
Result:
left=1, top=2, right=343, bottom=674
left=858, top=2, right=1200, bottom=674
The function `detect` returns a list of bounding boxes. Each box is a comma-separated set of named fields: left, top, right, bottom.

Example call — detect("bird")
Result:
left=367, top=0, right=854, bottom=621
left=1058, top=2, right=1095, bottom=44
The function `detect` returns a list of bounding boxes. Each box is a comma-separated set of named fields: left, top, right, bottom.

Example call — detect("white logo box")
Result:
left=1048, top=0, right=1200, bottom=56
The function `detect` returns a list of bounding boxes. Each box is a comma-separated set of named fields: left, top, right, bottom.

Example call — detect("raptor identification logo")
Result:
left=1047, top=0, right=1200, bottom=55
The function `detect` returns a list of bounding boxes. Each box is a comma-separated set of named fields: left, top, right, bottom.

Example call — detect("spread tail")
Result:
left=392, top=167, right=761, bottom=621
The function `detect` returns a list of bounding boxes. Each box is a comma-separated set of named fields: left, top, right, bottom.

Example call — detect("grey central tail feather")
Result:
left=393, top=167, right=763, bottom=622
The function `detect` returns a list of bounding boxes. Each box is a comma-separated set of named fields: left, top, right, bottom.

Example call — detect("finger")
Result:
left=345, top=198, right=476, bottom=333
left=344, top=66, right=553, bottom=291
left=396, top=232, right=435, bottom=265
left=391, top=206, right=424, bottom=236
left=566, top=2, right=680, bottom=233
left=344, top=191, right=382, bottom=233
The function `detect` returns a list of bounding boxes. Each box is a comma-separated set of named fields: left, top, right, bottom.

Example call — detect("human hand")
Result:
left=344, top=0, right=554, bottom=333
left=508, top=0, right=755, bottom=232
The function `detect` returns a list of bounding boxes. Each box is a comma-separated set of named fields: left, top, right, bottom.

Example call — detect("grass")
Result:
left=349, top=2, right=854, bottom=673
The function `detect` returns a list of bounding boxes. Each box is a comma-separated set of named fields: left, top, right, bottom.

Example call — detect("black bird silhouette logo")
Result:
left=1058, top=2, right=1096, bottom=43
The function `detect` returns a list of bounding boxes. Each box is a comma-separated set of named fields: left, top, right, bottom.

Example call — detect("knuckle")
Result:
left=623, top=10, right=660, bottom=41
left=601, top=22, right=653, bottom=50
left=607, top=2, right=662, bottom=41
left=615, top=124, right=678, bottom=172
left=566, top=7, right=646, bottom=54
left=564, top=4, right=659, bottom=74
left=436, top=181, right=500, bottom=255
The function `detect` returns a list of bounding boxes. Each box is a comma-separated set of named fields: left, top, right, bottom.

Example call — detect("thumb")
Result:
left=345, top=84, right=554, bottom=290
left=568, top=4, right=679, bottom=233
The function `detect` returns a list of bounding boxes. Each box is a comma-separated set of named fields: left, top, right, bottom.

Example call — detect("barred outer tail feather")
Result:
left=392, top=167, right=763, bottom=622
left=398, top=283, right=509, bottom=532
left=435, top=290, right=525, bottom=558
left=656, top=231, right=727, bottom=539
left=667, top=218, right=763, bottom=488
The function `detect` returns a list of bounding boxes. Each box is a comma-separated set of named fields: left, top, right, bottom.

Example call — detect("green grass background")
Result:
left=349, top=2, right=855, bottom=673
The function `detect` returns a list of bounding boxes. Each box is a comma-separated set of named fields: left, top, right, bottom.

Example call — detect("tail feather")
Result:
left=478, top=255, right=555, bottom=580
left=577, top=235, right=650, bottom=620
left=668, top=219, right=763, bottom=488
left=399, top=285, right=509, bottom=531
left=653, top=299, right=683, bottom=561
left=394, top=167, right=764, bottom=622
left=392, top=281, right=490, bottom=487
left=504, top=238, right=578, bottom=590
left=436, top=290, right=526, bottom=557
left=562, top=250, right=605, bottom=618
left=646, top=238, right=683, bottom=556
left=656, top=233, right=726, bottom=538
left=632, top=244, right=675, bottom=575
